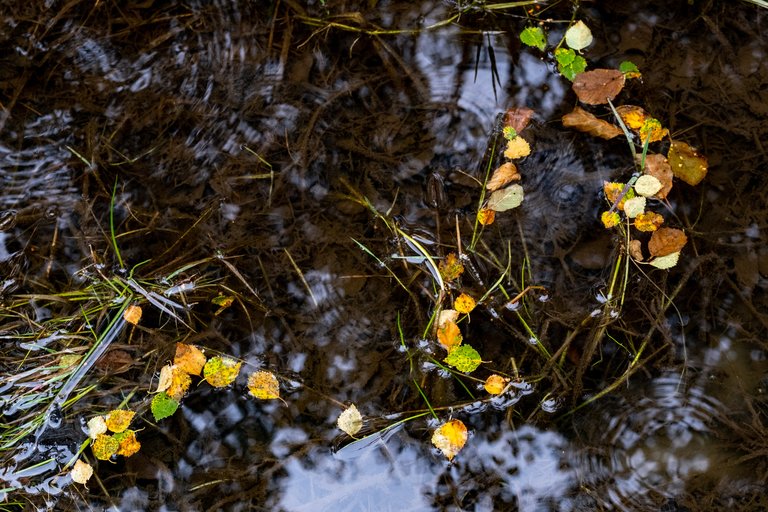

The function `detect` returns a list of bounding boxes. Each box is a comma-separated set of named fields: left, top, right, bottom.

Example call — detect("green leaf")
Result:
left=520, top=26, right=546, bottom=51
left=151, top=391, right=179, bottom=421
left=554, top=48, right=575, bottom=66
left=502, top=126, right=517, bottom=141
left=565, top=20, right=593, bottom=51
left=619, top=60, right=641, bottom=78
left=487, top=184, right=524, bottom=212
left=444, top=345, right=483, bottom=373
left=555, top=49, right=586, bottom=81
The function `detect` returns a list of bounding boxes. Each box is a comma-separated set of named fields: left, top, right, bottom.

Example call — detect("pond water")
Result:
left=1, top=1, right=768, bottom=510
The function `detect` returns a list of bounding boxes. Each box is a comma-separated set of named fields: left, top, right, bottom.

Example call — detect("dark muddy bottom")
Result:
left=1, top=1, right=768, bottom=510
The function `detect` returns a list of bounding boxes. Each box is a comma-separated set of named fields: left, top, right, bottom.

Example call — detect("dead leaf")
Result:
left=640, top=154, right=673, bottom=198
left=572, top=69, right=626, bottom=105
left=484, top=374, right=510, bottom=394
left=477, top=207, right=495, bottom=226
left=174, top=343, right=206, bottom=376
left=114, top=429, right=141, bottom=457
left=203, top=356, right=242, bottom=388
left=437, top=309, right=459, bottom=329
left=70, top=460, right=94, bottom=485
left=87, top=416, right=108, bottom=439
left=247, top=370, right=280, bottom=400
left=337, top=404, right=363, bottom=436
left=668, top=140, right=708, bottom=185
left=628, top=239, right=644, bottom=261
left=504, top=107, right=535, bottom=134
left=615, top=106, right=667, bottom=142
left=156, top=364, right=173, bottom=393
left=487, top=184, right=524, bottom=212
left=648, top=227, right=688, bottom=257
left=562, top=107, right=622, bottom=139
left=439, top=253, right=464, bottom=282
left=437, top=320, right=462, bottom=350
left=123, top=305, right=142, bottom=325
left=431, top=419, right=468, bottom=461
left=486, top=162, right=521, bottom=191
left=453, top=293, right=477, bottom=314
left=503, top=137, right=531, bottom=159
left=166, top=365, right=192, bottom=400
left=601, top=211, right=621, bottom=229
left=634, top=211, right=665, bottom=232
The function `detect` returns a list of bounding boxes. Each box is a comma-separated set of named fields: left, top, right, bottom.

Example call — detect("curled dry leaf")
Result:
left=487, top=184, right=524, bottom=212
left=668, top=140, right=708, bottom=186
left=504, top=107, right=535, bottom=134
left=634, top=211, right=665, bottom=232
left=431, top=419, right=468, bottom=461
left=105, top=410, right=135, bottom=433
left=477, top=207, right=495, bottom=226
left=437, top=320, right=462, bottom=350
left=641, top=154, right=674, bottom=198
left=648, top=227, right=688, bottom=257
left=486, top=162, right=520, bottom=191
left=337, top=404, right=363, bottom=437
left=247, top=370, right=280, bottom=400
left=562, top=107, right=622, bottom=139
left=453, top=293, right=477, bottom=314
left=437, top=309, right=459, bottom=329
left=628, top=239, right=644, bottom=262
left=484, top=374, right=510, bottom=395
left=71, top=460, right=94, bottom=485
left=503, top=137, right=531, bottom=159
left=174, top=343, right=206, bottom=376
left=123, top=305, right=142, bottom=325
left=572, top=69, right=625, bottom=105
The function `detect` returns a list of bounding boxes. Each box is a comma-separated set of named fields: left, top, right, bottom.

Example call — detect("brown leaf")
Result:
left=628, top=239, right=644, bottom=262
left=668, top=140, right=708, bottom=186
left=562, top=106, right=622, bottom=139
left=639, top=153, right=674, bottom=198
left=504, top=107, right=535, bottom=134
left=486, top=162, right=520, bottom=191
left=572, top=69, right=626, bottom=105
left=648, top=227, right=688, bottom=257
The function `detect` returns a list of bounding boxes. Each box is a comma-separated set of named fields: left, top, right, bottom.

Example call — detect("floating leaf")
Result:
left=615, top=105, right=649, bottom=131
left=503, top=137, right=531, bottom=159
left=668, top=140, right=708, bottom=186
left=444, top=345, right=482, bottom=373
left=623, top=196, right=646, bottom=218
left=633, top=175, right=663, bottom=198
left=166, top=365, right=192, bottom=400
left=105, top=410, right=135, bottom=433
left=619, top=60, right=642, bottom=79
left=203, top=356, right=242, bottom=388
left=601, top=211, right=621, bottom=229
left=212, top=294, right=235, bottom=315
left=519, top=26, right=546, bottom=51
left=486, top=162, right=520, bottom=191
left=650, top=251, right=681, bottom=269
left=648, top=227, right=688, bottom=257
left=437, top=309, right=459, bottom=329
left=565, top=20, right=593, bottom=51
left=438, top=253, right=464, bottom=282
left=628, top=239, right=644, bottom=262
left=156, top=364, right=173, bottom=393
left=487, top=184, right=524, bottom=212
left=247, top=370, right=280, bottom=400
left=337, top=404, right=363, bottom=436
left=572, top=69, right=626, bottom=105
left=431, top=419, right=468, bottom=461
left=113, top=429, right=141, bottom=457
left=151, top=391, right=179, bottom=421
left=174, top=343, right=207, bottom=376
left=639, top=117, right=668, bottom=143
left=453, top=293, right=477, bottom=314
left=504, top=107, right=535, bottom=134
left=437, top=320, right=463, bottom=351
left=562, top=106, right=622, bottom=139
left=87, top=416, right=108, bottom=440
left=502, top=126, right=517, bottom=140
left=123, top=304, right=142, bottom=325
left=555, top=48, right=587, bottom=81
left=477, top=207, right=495, bottom=226
left=92, top=434, right=119, bottom=461
left=634, top=211, right=665, bottom=232
left=484, top=374, right=510, bottom=395
left=70, top=460, right=94, bottom=485
left=640, top=154, right=674, bottom=198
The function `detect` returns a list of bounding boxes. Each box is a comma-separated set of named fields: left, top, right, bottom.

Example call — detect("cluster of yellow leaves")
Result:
left=86, top=409, right=140, bottom=464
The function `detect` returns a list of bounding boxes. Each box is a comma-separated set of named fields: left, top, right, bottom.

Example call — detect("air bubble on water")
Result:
left=541, top=397, right=562, bottom=413
left=590, top=308, right=601, bottom=317
left=609, top=309, right=619, bottom=318
left=505, top=301, right=520, bottom=311
left=538, top=294, right=549, bottom=302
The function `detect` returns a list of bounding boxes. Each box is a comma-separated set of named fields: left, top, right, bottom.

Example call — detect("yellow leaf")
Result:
left=105, top=410, right=135, bottom=433
left=453, top=293, right=477, bottom=314
left=70, top=460, right=94, bottom=485
left=639, top=117, right=668, bottom=143
left=601, top=211, right=621, bottom=229
left=114, top=430, right=141, bottom=457
left=437, top=320, right=462, bottom=350
left=166, top=365, right=192, bottom=400
left=431, top=419, right=468, bottom=461
left=503, top=136, right=531, bottom=159
left=668, top=140, right=708, bottom=186
left=123, top=305, right=142, bottom=325
left=484, top=374, right=510, bottom=395
left=247, top=370, right=280, bottom=400
left=616, top=105, right=648, bottom=130
left=337, top=404, right=363, bottom=436
left=634, top=211, right=664, bottom=232
left=92, top=434, right=119, bottom=461
left=174, top=343, right=207, bottom=376
left=203, top=356, right=242, bottom=388
left=477, top=208, right=495, bottom=226
left=438, top=253, right=464, bottom=282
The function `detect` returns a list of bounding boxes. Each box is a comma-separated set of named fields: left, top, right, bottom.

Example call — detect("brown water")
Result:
left=1, top=1, right=767, bottom=510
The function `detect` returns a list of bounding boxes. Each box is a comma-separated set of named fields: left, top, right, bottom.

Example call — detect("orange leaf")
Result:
left=503, top=137, right=531, bottom=159
left=247, top=370, right=280, bottom=400
left=668, top=140, right=708, bottom=186
left=639, top=154, right=674, bottom=198
left=123, top=305, right=142, bottom=325
left=166, top=365, right=192, bottom=400
left=572, top=69, right=626, bottom=105
left=437, top=320, right=462, bottom=350
left=486, top=162, right=521, bottom=191
left=504, top=107, right=535, bottom=134
left=601, top=211, right=621, bottom=229
left=648, top=227, right=688, bottom=257
left=431, top=419, right=468, bottom=461
left=174, top=343, right=206, bottom=376
left=114, top=430, right=141, bottom=457
left=562, top=106, right=622, bottom=139
left=453, top=293, right=477, bottom=314
left=477, top=208, right=495, bottom=226
left=616, top=105, right=649, bottom=130
left=603, top=182, right=634, bottom=211
left=484, top=374, right=510, bottom=394
left=634, top=211, right=664, bottom=232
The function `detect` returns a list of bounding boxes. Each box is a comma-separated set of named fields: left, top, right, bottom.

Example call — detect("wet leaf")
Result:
left=562, top=106, right=622, bottom=139
left=71, top=460, right=94, bottom=485
left=438, top=253, right=464, bottom=282
left=486, top=162, right=520, bottom=191
left=623, top=196, right=646, bottom=218
left=113, top=429, right=141, bottom=457
left=619, top=60, right=642, bottom=79
left=628, top=239, right=644, bottom=262
left=601, top=211, right=621, bottom=229
left=519, top=26, right=546, bottom=51
left=92, top=434, right=119, bottom=461
left=105, top=409, right=135, bottom=433
left=87, top=416, right=108, bottom=440
left=123, top=304, right=142, bottom=325
left=650, top=251, right=681, bottom=269
left=166, top=365, right=192, bottom=400
left=648, top=227, right=688, bottom=257
left=437, top=309, right=459, bottom=329
left=247, top=370, right=280, bottom=400
left=503, top=137, right=531, bottom=159
left=639, top=117, right=668, bottom=143
left=572, top=69, right=626, bottom=105
left=668, top=140, right=708, bottom=186
left=603, top=181, right=635, bottom=211
left=634, top=211, right=665, bottom=232
left=504, top=106, right=535, bottom=134
left=633, top=175, right=663, bottom=198
left=487, top=184, right=524, bottom=212
left=212, top=294, right=235, bottom=315
left=453, top=293, right=477, bottom=314
left=337, top=404, right=363, bottom=436
left=431, top=419, right=468, bottom=461
left=151, top=391, right=179, bottom=421
left=174, top=343, right=206, bottom=376
left=565, top=20, right=593, bottom=51
left=640, top=154, right=674, bottom=198
left=477, top=207, right=495, bottom=226
left=484, top=374, right=510, bottom=395
left=203, top=356, right=242, bottom=388
left=615, top=106, right=667, bottom=142
left=437, top=320, right=462, bottom=350
left=555, top=48, right=587, bottom=81
left=444, top=345, right=482, bottom=373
